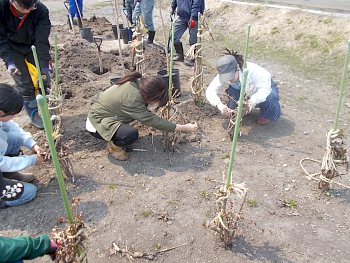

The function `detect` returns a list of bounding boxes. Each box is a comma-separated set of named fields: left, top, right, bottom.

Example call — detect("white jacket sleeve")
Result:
left=206, top=75, right=224, bottom=107
left=246, top=63, right=272, bottom=106
left=0, top=120, right=37, bottom=172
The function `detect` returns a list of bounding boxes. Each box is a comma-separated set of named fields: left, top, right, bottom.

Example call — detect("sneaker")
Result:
left=257, top=117, right=269, bottom=125
left=2, top=172, right=34, bottom=183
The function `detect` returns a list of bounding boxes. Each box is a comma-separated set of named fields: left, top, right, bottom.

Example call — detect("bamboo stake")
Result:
left=31, top=46, right=53, bottom=135
left=36, top=95, right=74, bottom=224
left=54, top=33, right=59, bottom=115
left=112, top=0, right=123, bottom=60
left=226, top=69, right=249, bottom=188
left=333, top=39, right=350, bottom=130
left=168, top=21, right=175, bottom=99
left=197, top=12, right=202, bottom=107
left=157, top=0, right=169, bottom=72
left=243, top=24, right=251, bottom=70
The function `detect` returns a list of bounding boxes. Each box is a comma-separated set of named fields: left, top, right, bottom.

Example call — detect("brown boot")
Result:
left=107, top=141, right=129, bottom=161
left=2, top=172, right=34, bottom=183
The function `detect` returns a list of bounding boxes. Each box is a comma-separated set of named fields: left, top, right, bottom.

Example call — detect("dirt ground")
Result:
left=1, top=0, right=350, bottom=262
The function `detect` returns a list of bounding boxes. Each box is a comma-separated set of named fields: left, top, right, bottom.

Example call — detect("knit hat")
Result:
left=216, top=55, right=238, bottom=83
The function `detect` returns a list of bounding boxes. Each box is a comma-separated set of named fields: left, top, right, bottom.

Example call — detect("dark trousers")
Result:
left=226, top=79, right=282, bottom=122
left=9, top=50, right=36, bottom=98
left=90, top=124, right=139, bottom=146
left=167, top=18, right=198, bottom=52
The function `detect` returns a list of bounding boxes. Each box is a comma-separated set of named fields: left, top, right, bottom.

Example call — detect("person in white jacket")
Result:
left=206, top=53, right=282, bottom=124
left=0, top=83, right=46, bottom=183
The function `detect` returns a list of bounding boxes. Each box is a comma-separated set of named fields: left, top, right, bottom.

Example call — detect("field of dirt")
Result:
left=1, top=0, right=350, bottom=262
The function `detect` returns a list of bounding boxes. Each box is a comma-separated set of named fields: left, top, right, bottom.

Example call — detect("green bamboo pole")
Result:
left=54, top=34, right=60, bottom=115
left=333, top=39, right=350, bottom=130
left=31, top=45, right=53, bottom=135
left=36, top=95, right=74, bottom=224
left=168, top=21, right=175, bottom=99
left=226, top=69, right=249, bottom=189
left=197, top=12, right=202, bottom=107
left=243, top=24, right=251, bottom=70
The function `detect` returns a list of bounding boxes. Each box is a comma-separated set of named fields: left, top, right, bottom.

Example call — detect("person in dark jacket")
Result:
left=0, top=0, right=51, bottom=129
left=86, top=72, right=198, bottom=161
left=0, top=234, right=58, bottom=263
left=169, top=0, right=205, bottom=67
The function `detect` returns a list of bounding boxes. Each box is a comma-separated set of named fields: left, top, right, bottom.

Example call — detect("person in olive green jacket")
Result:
left=86, top=71, right=198, bottom=161
left=0, top=234, right=57, bottom=263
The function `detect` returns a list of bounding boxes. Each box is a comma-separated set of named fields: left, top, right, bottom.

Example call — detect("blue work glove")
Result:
left=41, top=67, right=51, bottom=91
left=7, top=61, right=21, bottom=75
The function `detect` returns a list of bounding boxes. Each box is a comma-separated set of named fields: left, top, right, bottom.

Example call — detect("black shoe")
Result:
left=184, top=59, right=195, bottom=67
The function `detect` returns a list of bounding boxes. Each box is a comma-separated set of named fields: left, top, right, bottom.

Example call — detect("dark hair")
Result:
left=0, top=84, right=23, bottom=116
left=16, top=0, right=37, bottom=9
left=224, top=49, right=244, bottom=70
left=114, top=71, right=169, bottom=110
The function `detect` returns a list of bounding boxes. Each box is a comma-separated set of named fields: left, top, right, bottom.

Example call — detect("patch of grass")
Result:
left=271, top=26, right=279, bottom=35
left=251, top=6, right=261, bottom=15
left=168, top=200, right=176, bottom=205
left=298, top=96, right=307, bottom=100
left=199, top=190, right=209, bottom=199
left=141, top=210, right=152, bottom=217
left=295, top=33, right=303, bottom=40
left=222, top=153, right=229, bottom=159
left=108, top=183, right=115, bottom=189
left=153, top=243, right=161, bottom=250
left=323, top=18, right=333, bottom=24
left=247, top=198, right=257, bottom=207
left=287, top=18, right=293, bottom=24
left=286, top=199, right=297, bottom=209
left=323, top=189, right=332, bottom=196
left=317, top=214, right=323, bottom=220
left=93, top=2, right=109, bottom=7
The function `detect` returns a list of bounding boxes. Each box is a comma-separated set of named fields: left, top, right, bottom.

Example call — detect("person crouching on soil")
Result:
left=0, top=84, right=46, bottom=183
left=86, top=72, right=198, bottom=161
left=206, top=52, right=282, bottom=125
left=0, top=234, right=58, bottom=262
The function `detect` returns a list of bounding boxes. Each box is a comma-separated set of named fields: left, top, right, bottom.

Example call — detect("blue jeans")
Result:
left=226, top=79, right=282, bottom=122
left=132, top=0, right=155, bottom=31
left=5, top=131, right=22, bottom=156
left=5, top=182, right=37, bottom=207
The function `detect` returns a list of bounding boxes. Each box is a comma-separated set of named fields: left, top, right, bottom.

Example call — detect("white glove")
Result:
left=217, top=103, right=232, bottom=115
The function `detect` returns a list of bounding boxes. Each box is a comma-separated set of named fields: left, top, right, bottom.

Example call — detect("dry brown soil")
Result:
left=1, top=1, right=350, bottom=263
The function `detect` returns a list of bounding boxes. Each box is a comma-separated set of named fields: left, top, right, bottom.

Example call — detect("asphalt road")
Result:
left=235, top=0, right=350, bottom=12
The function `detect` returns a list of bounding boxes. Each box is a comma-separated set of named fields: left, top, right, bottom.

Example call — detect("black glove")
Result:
left=41, top=67, right=51, bottom=92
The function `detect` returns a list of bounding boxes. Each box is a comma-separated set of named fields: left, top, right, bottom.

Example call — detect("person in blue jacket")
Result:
left=69, top=0, right=83, bottom=28
left=0, top=84, right=46, bottom=183
left=169, top=0, right=205, bottom=67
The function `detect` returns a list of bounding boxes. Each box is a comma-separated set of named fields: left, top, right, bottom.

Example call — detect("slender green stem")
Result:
left=226, top=69, right=249, bottom=189
left=31, top=45, right=53, bottom=135
left=36, top=95, right=74, bottom=224
left=243, top=24, right=251, bottom=70
left=54, top=33, right=59, bottom=115
left=168, top=21, right=175, bottom=99
left=334, top=39, right=350, bottom=130
left=198, top=12, right=202, bottom=107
